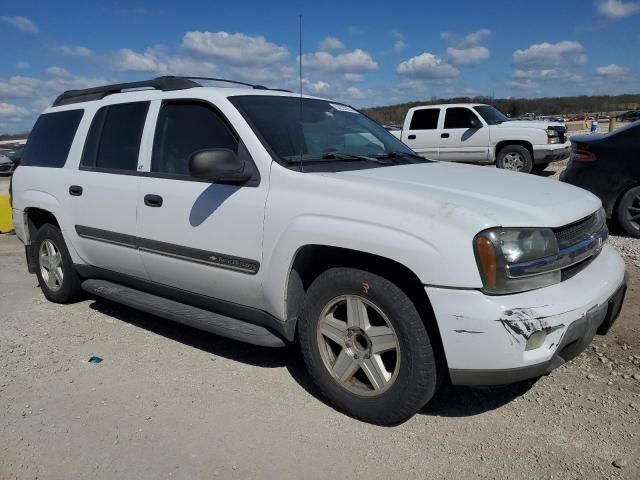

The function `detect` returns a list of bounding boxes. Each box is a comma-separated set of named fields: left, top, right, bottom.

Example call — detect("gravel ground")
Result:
left=1, top=171, right=639, bottom=479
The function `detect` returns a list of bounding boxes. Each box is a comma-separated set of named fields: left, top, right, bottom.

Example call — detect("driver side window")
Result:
left=151, top=101, right=238, bottom=176
left=444, top=108, right=480, bottom=129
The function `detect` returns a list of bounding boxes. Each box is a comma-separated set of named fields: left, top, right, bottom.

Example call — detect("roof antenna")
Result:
left=298, top=14, right=303, bottom=166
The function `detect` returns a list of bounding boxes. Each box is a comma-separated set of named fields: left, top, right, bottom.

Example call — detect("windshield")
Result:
left=474, top=105, right=510, bottom=125
left=230, top=96, right=416, bottom=164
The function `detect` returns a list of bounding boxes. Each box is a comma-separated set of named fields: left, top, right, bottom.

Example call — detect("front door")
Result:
left=136, top=99, right=269, bottom=310
left=438, top=107, right=491, bottom=163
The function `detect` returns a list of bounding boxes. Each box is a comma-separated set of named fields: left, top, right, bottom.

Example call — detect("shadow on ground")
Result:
left=88, top=298, right=534, bottom=422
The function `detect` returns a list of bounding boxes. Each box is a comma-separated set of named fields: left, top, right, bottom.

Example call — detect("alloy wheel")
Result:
left=316, top=295, right=401, bottom=396
left=39, top=239, right=64, bottom=291
left=502, top=152, right=524, bottom=171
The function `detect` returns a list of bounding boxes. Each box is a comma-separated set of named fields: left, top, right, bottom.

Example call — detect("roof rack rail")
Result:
left=52, top=77, right=200, bottom=107
left=52, top=75, right=288, bottom=107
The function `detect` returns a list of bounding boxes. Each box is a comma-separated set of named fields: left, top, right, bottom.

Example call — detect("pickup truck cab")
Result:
left=390, top=103, right=570, bottom=173
left=10, top=77, right=627, bottom=424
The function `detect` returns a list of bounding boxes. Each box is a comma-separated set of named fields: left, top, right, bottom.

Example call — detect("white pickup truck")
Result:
left=10, top=78, right=627, bottom=424
left=389, top=103, right=570, bottom=173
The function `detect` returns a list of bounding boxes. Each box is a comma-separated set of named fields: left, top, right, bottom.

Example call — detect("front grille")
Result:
left=553, top=213, right=600, bottom=249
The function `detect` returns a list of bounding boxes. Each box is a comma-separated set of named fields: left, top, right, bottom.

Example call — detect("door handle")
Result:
left=144, top=194, right=163, bottom=207
left=69, top=185, right=83, bottom=196
left=441, top=133, right=450, bottom=138
left=407, top=134, right=416, bottom=140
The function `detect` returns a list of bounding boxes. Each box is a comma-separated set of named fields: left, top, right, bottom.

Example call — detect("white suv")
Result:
left=10, top=77, right=628, bottom=424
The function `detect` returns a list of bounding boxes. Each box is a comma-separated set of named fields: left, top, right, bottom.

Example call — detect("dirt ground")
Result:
left=0, top=174, right=639, bottom=480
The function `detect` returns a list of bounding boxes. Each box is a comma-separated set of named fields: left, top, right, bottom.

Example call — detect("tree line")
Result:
left=362, top=93, right=640, bottom=125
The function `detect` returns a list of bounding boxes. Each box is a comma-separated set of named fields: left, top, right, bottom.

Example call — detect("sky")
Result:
left=1, top=0, right=639, bottom=132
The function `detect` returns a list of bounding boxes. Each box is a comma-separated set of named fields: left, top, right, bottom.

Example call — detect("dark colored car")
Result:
left=617, top=111, right=640, bottom=122
left=560, top=121, right=640, bottom=237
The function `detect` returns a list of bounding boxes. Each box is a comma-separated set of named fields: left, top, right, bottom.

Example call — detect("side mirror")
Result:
left=470, top=117, right=482, bottom=128
left=188, top=148, right=250, bottom=183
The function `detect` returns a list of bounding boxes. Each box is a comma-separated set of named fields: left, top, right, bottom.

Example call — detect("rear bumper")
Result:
left=533, top=144, right=570, bottom=164
left=426, top=245, right=627, bottom=386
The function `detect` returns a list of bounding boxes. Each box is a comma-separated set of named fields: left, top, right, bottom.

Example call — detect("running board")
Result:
left=81, top=279, right=286, bottom=347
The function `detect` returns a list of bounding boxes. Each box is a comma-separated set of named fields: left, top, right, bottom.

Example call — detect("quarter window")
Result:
left=444, top=108, right=480, bottom=129
left=21, top=110, right=84, bottom=168
left=81, top=102, right=149, bottom=171
left=151, top=101, right=238, bottom=175
left=409, top=109, right=440, bottom=130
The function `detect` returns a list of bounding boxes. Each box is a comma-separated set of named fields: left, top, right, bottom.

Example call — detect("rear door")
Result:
left=438, top=107, right=491, bottom=163
left=66, top=101, right=149, bottom=279
left=401, top=107, right=440, bottom=159
left=136, top=99, right=269, bottom=310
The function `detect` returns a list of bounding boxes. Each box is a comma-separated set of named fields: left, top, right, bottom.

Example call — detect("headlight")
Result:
left=546, top=128, right=560, bottom=144
left=474, top=228, right=560, bottom=294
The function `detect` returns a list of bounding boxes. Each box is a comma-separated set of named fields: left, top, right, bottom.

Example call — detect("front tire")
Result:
left=616, top=186, right=640, bottom=238
left=298, top=268, right=438, bottom=425
left=34, top=224, right=82, bottom=303
left=496, top=145, right=533, bottom=173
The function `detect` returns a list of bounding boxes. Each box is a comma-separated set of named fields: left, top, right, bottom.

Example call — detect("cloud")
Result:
left=0, top=76, right=41, bottom=97
left=301, top=49, right=378, bottom=73
left=303, top=79, right=331, bottom=94
left=396, top=53, right=460, bottom=78
left=393, top=40, right=406, bottom=52
left=506, top=79, right=540, bottom=90
left=182, top=31, right=289, bottom=65
left=344, top=73, right=363, bottom=82
left=318, top=36, right=345, bottom=51
left=0, top=102, right=30, bottom=118
left=512, top=68, right=580, bottom=82
left=441, top=29, right=491, bottom=65
left=447, top=46, right=490, bottom=65
left=55, top=44, right=95, bottom=57
left=0, top=16, right=39, bottom=34
left=15, top=61, right=30, bottom=70
left=441, top=28, right=491, bottom=48
left=112, top=48, right=217, bottom=76
left=597, top=0, right=640, bottom=19
left=513, top=40, right=587, bottom=67
left=347, top=87, right=365, bottom=99
left=46, top=66, right=69, bottom=76
left=595, top=63, right=630, bottom=76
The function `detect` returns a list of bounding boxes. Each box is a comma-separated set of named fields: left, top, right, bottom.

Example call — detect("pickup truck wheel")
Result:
left=298, top=268, right=437, bottom=425
left=616, top=186, right=640, bottom=238
left=34, top=224, right=82, bottom=303
left=496, top=145, right=533, bottom=173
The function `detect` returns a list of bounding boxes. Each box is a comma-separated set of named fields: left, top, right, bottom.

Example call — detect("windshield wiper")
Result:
left=373, top=151, right=429, bottom=163
left=283, top=152, right=388, bottom=166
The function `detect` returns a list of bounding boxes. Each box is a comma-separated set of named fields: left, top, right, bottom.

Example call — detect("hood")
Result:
left=322, top=162, right=600, bottom=229
left=497, top=120, right=564, bottom=130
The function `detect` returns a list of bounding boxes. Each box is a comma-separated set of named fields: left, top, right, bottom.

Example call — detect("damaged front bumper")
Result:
left=426, top=245, right=627, bottom=386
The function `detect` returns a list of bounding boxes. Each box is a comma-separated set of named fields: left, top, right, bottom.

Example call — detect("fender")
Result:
left=261, top=214, right=440, bottom=320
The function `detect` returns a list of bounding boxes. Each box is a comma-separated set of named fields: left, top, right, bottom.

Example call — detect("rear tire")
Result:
left=298, top=267, right=438, bottom=425
left=34, top=224, right=82, bottom=303
left=616, top=186, right=640, bottom=238
left=496, top=145, right=533, bottom=173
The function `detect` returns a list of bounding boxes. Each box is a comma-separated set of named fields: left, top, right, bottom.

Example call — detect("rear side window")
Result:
left=409, top=109, right=440, bottom=130
left=444, top=108, right=479, bottom=129
left=151, top=101, right=238, bottom=175
left=81, top=102, right=149, bottom=171
left=21, top=110, right=84, bottom=168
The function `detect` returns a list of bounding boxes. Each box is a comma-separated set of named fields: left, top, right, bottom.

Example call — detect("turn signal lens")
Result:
left=475, top=236, right=497, bottom=289
left=525, top=330, right=547, bottom=351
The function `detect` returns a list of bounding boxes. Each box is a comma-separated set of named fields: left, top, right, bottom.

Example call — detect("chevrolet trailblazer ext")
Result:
left=10, top=77, right=627, bottom=424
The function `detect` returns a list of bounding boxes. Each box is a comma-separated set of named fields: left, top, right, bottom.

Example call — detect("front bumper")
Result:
left=426, top=245, right=627, bottom=386
left=533, top=144, right=570, bottom=164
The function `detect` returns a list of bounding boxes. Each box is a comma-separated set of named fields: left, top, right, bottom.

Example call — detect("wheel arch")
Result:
left=285, top=244, right=449, bottom=377
left=495, top=140, right=533, bottom=160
